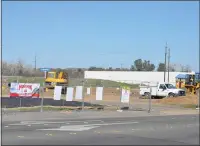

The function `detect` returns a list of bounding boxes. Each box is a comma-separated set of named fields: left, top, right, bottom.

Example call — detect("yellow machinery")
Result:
left=45, top=70, right=68, bottom=94
left=175, top=74, right=186, bottom=88
left=176, top=73, right=200, bottom=94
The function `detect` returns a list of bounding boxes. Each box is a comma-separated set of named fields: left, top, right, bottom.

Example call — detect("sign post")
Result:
left=121, top=85, right=130, bottom=108
left=39, top=68, right=51, bottom=112
left=40, top=83, right=44, bottom=112
left=39, top=68, right=51, bottom=78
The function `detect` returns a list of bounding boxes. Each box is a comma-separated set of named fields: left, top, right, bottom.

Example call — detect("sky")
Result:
left=2, top=1, right=199, bottom=71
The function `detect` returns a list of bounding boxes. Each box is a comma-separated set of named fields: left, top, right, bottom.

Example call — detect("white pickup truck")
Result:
left=139, top=82, right=185, bottom=98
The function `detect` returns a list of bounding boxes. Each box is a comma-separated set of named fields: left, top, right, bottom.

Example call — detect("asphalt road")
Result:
left=2, top=114, right=199, bottom=145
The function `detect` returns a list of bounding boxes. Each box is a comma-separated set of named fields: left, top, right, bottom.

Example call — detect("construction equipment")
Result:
left=176, top=73, right=200, bottom=94
left=45, top=70, right=68, bottom=94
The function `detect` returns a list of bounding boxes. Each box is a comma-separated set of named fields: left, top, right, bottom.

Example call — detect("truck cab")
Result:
left=140, top=82, right=185, bottom=98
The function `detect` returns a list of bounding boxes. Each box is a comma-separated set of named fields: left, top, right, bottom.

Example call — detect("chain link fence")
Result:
left=2, top=76, right=191, bottom=114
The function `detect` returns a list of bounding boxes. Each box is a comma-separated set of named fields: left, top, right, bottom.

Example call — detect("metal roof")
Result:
left=175, top=74, right=188, bottom=79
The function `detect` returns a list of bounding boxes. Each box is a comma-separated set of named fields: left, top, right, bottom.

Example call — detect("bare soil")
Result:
left=2, top=85, right=198, bottom=107
left=153, top=94, right=198, bottom=105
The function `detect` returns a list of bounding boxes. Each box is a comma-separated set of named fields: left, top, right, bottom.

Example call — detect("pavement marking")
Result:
left=37, top=121, right=138, bottom=132
left=132, top=129, right=140, bottom=131
left=45, top=133, right=53, bottom=136
left=117, top=110, right=123, bottom=112
left=66, top=121, right=83, bottom=123
left=9, top=121, right=66, bottom=126
left=89, top=121, right=138, bottom=126
left=9, top=120, right=106, bottom=126
left=38, top=125, right=100, bottom=131
left=69, top=133, right=76, bottom=135
left=4, top=126, right=9, bottom=128
left=27, top=125, right=31, bottom=127
left=112, top=130, right=121, bottom=133
left=94, top=131, right=101, bottom=134
left=18, top=136, right=24, bottom=138
left=86, top=120, right=104, bottom=122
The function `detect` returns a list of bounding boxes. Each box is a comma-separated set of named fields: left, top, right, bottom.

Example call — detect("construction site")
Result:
left=1, top=69, right=200, bottom=111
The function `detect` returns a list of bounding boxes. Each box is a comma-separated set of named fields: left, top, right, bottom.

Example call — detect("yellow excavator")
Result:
left=176, top=73, right=200, bottom=94
left=45, top=70, right=68, bottom=94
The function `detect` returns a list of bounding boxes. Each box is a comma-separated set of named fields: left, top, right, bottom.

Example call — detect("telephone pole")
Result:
left=167, top=48, right=170, bottom=83
left=164, top=43, right=167, bottom=82
left=34, top=54, right=37, bottom=77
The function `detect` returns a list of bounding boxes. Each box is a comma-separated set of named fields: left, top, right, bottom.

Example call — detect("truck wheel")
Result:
left=168, top=93, right=175, bottom=97
left=144, top=92, right=150, bottom=98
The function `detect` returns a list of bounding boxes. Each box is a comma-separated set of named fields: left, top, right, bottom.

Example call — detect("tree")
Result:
left=88, top=66, right=105, bottom=71
left=132, top=59, right=155, bottom=71
left=143, top=60, right=155, bottom=71
left=130, top=65, right=136, bottom=71
left=134, top=59, right=143, bottom=71
left=182, top=65, right=191, bottom=72
left=157, top=63, right=166, bottom=72
left=88, top=66, right=96, bottom=71
left=108, top=67, right=113, bottom=71
left=168, top=64, right=175, bottom=72
left=115, top=68, right=121, bottom=71
left=17, top=59, right=24, bottom=76
left=2, top=61, right=8, bottom=75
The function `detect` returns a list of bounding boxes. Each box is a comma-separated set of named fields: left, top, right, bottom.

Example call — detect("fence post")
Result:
left=148, top=85, right=152, bottom=113
left=19, top=97, right=22, bottom=108
left=82, top=79, right=85, bottom=111
left=197, top=89, right=200, bottom=109
left=40, top=83, right=44, bottom=112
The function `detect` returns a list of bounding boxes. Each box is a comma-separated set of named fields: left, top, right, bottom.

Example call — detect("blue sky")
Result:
left=2, top=1, right=199, bottom=71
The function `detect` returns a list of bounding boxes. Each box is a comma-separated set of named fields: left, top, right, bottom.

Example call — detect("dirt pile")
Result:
left=153, top=95, right=198, bottom=105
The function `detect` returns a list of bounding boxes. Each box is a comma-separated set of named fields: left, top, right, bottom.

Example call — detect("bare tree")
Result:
left=184, top=65, right=191, bottom=72
left=17, top=59, right=24, bottom=76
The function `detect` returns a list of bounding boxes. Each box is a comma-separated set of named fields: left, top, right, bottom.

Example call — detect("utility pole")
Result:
left=167, top=48, right=170, bottom=83
left=164, top=43, right=167, bottom=82
left=34, top=54, right=37, bottom=78
left=34, top=55, right=37, bottom=72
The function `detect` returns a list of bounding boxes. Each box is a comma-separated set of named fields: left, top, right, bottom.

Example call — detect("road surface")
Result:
left=2, top=114, right=199, bottom=145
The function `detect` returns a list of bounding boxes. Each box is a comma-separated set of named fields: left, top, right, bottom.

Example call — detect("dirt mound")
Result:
left=153, top=95, right=198, bottom=105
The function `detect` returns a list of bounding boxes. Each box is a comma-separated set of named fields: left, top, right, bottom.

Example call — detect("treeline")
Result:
left=2, top=58, right=192, bottom=77
left=1, top=60, right=86, bottom=78
left=2, top=60, right=43, bottom=77
left=89, top=59, right=192, bottom=72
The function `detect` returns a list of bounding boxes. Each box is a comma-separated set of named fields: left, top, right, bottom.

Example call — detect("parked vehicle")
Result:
left=139, top=81, right=185, bottom=98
